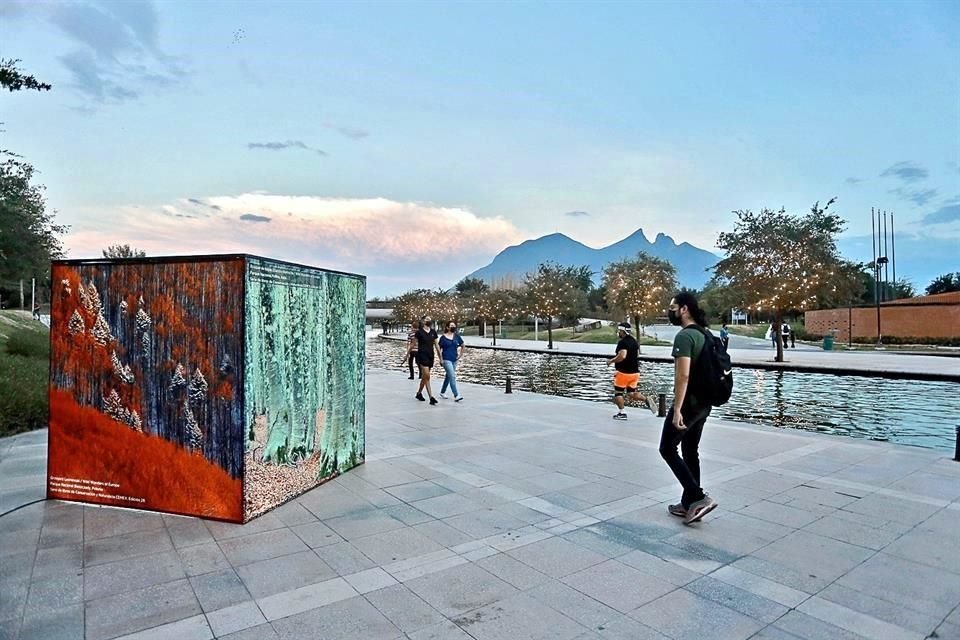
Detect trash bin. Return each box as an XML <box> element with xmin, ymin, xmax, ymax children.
<box><xmin>823</xmin><ymin>335</ymin><xmax>834</xmax><ymax>351</ymax></box>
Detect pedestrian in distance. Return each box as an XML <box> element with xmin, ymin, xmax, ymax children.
<box><xmin>659</xmin><ymin>290</ymin><xmax>718</xmax><ymax>525</ymax></box>
<box><xmin>719</xmin><ymin>322</ymin><xmax>730</xmax><ymax>351</ymax></box>
<box><xmin>607</xmin><ymin>322</ymin><xmax>657</xmax><ymax>420</ymax></box>
<box><xmin>33</xmin><ymin>302</ymin><xmax>42</xmax><ymax>322</ymax></box>
<box><xmin>781</xmin><ymin>322</ymin><xmax>791</xmax><ymax>349</ymax></box>
<box><xmin>400</xmin><ymin>319</ymin><xmax>420</xmax><ymax>379</ymax></box>
<box><xmin>766</xmin><ymin>323</ymin><xmax>776</xmax><ymax>349</ymax></box>
<box><xmin>414</xmin><ymin>316</ymin><xmax>442</xmax><ymax>405</ymax></box>
<box><xmin>439</xmin><ymin>321</ymin><xmax>465</xmax><ymax>401</ymax></box>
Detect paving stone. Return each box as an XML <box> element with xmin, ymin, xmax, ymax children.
<box><xmin>218</xmin><ymin>623</ymin><xmax>279</xmax><ymax>640</ymax></box>
<box><xmin>404</xmin><ymin>562</ymin><xmax>518</xmax><ymax>618</ymax></box>
<box><xmin>324</xmin><ymin>510</ymin><xmax>407</xmax><ymax>540</ymax></box>
<box><xmin>364</xmin><ymin>583</ymin><xmax>446</xmax><ymax>633</ymax></box>
<box><xmin>83</xmin><ymin>508</ymin><xmax>165</xmax><ymax>541</ymax></box>
<box><xmin>32</xmin><ymin>543</ymin><xmax>83</xmax><ymax>580</ymax></box>
<box><xmin>236</xmin><ymin>549</ymin><xmax>336</xmax><ymax>598</ymax></box>
<box><xmin>450</xmin><ymin>592</ymin><xmax>587</xmax><ymax>640</ymax></box>
<box><xmin>18</xmin><ymin>603</ymin><xmax>84</xmax><ymax>640</ymax></box>
<box><xmin>205</xmin><ymin>600</ymin><xmax>266</xmax><ymax>638</ymax></box>
<box><xmin>343</xmin><ymin>567</ymin><xmax>397</xmax><ymax>594</ymax></box>
<box><xmin>749</xmin><ymin>530</ymin><xmax>875</xmax><ymax>588</ymax></box>
<box><xmin>205</xmin><ymin>514</ymin><xmax>286</xmax><ymax>541</ymax></box>
<box><xmin>616</xmin><ymin>549</ymin><xmax>701</xmax><ymax>587</ymax></box>
<box><xmin>835</xmin><ymin>552</ymin><xmax>960</xmax><ymax>619</ymax></box>
<box><xmin>84</xmin><ymin>578</ymin><xmax>201</xmax><ymax>640</ymax></box>
<box><xmin>737</xmin><ymin>500</ymin><xmax>824</xmax><ymax>528</ymax></box>
<box><xmin>353</xmin><ymin>461</ymin><xmax>425</xmax><ymax>488</ymax></box>
<box><xmin>475</xmin><ymin>553</ymin><xmax>553</xmax><ymax>590</ymax></box>
<box><xmin>351</xmin><ymin>526</ymin><xmax>445</xmax><ymax>565</ymax></box>
<box><xmin>772</xmin><ymin>610</ymin><xmax>873</xmax><ymax>640</ymax></box>
<box><xmin>630</xmin><ymin>588</ymin><xmax>763</xmax><ymax>640</ymax></box>
<box><xmin>270</xmin><ymin>593</ymin><xmax>401</xmax><ymax>639</ymax></box>
<box><xmin>384</xmin><ymin>481</ymin><xmax>452</xmax><ymax>502</ymax></box>
<box><xmin>85</xmin><ymin>550</ymin><xmax>186</xmax><ymax>600</ymax></box>
<box><xmin>838</xmin><ymin>493</ymin><xmax>942</xmax><ymax>526</ymax></box>
<box><xmin>561</xmin><ymin>559</ymin><xmax>677</xmax><ymax>613</ymax></box>
<box><xmin>801</xmin><ymin>514</ymin><xmax>902</xmax><ymax>550</ymax></box>
<box><xmin>443</xmin><ymin>508</ymin><xmax>528</xmax><ymax>539</ymax></box>
<box><xmin>587</xmin><ymin>614</ymin><xmax>670</xmax><ymax>640</ymax></box>
<box><xmin>314</xmin><ymin>541</ymin><xmax>378</xmax><ymax>575</ymax></box>
<box><xmin>382</xmin><ymin>503</ymin><xmax>435</xmax><ymax>526</ymax></box>
<box><xmin>405</xmin><ymin>620</ymin><xmax>474</xmax><ymax>640</ymax></box>
<box><xmin>177</xmin><ymin>542</ymin><xmax>231</xmax><ymax>577</ymax></box>
<box><xmin>83</xmin><ymin>528</ymin><xmax>175</xmax><ymax>566</ymax></box>
<box><xmin>816</xmin><ymin>583</ymin><xmax>942</xmax><ymax>636</ymax></box>
<box><xmin>505</xmin><ymin>537</ymin><xmax>606</xmax><ymax>578</ymax></box>
<box><xmin>290</xmin><ymin>520</ymin><xmax>343</xmax><ymax>548</ymax></box>
<box><xmin>111</xmin><ymin>613</ymin><xmax>212</xmax><ymax>640</ymax></box>
<box><xmin>883</xmin><ymin>526</ymin><xmax>960</xmax><ymax>575</ymax></box>
<box><xmin>189</xmin><ymin>569</ymin><xmax>252</xmax><ymax>612</ymax></box>
<box><xmin>797</xmin><ymin>596</ymin><xmax>922</xmax><ymax>640</ymax></box>
<box><xmin>166</xmin><ymin>518</ymin><xmax>216</xmax><ymax>549</ymax></box>
<box><xmin>561</xmin><ymin>527</ymin><xmax>637</xmax><ymax>558</ymax></box>
<box><xmin>685</xmin><ymin>576</ymin><xmax>789</xmax><ymax>623</ymax></box>
<box><xmin>411</xmin><ymin>494</ymin><xmax>482</xmax><ymax>519</ymax></box>
<box><xmin>413</xmin><ymin>520</ymin><xmax>476</xmax><ymax>547</ymax></box>
<box><xmin>269</xmin><ymin>501</ymin><xmax>318</xmax><ymax>526</ymax></box>
<box><xmin>219</xmin><ymin>528</ymin><xmax>310</xmax><ymax>566</ymax></box>
<box><xmin>0</xmin><ymin>579</ymin><xmax>27</xmax><ymax>623</ymax></box>
<box><xmin>526</xmin><ymin>580</ymin><xmax>621</xmax><ymax>629</ymax></box>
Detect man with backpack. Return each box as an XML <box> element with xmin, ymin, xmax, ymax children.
<box><xmin>659</xmin><ymin>290</ymin><xmax>731</xmax><ymax>525</ymax></box>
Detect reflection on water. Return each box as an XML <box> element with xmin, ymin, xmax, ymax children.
<box><xmin>367</xmin><ymin>338</ymin><xmax>960</xmax><ymax>453</ymax></box>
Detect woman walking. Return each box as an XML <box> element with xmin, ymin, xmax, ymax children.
<box><xmin>439</xmin><ymin>321</ymin><xmax>465</xmax><ymax>401</ymax></box>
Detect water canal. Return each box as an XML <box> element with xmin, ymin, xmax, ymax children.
<box><xmin>366</xmin><ymin>338</ymin><xmax>960</xmax><ymax>453</ymax></box>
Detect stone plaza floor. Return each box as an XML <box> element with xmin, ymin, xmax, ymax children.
<box><xmin>2</xmin><ymin>368</ymin><xmax>960</xmax><ymax>639</ymax></box>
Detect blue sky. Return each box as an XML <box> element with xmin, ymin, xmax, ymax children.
<box><xmin>2</xmin><ymin>0</ymin><xmax>958</xmax><ymax>297</ymax></box>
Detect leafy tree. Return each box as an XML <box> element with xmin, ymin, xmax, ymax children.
<box><xmin>454</xmin><ymin>277</ymin><xmax>489</xmax><ymax>296</ymax></box>
<box><xmin>713</xmin><ymin>199</ymin><xmax>855</xmax><ymax>361</ymax></box>
<box><xmin>390</xmin><ymin>288</ymin><xmax>462</xmax><ymax>328</ymax></box>
<box><xmin>0</xmin><ymin>59</ymin><xmax>52</xmax><ymax>93</ymax></box>
<box><xmin>472</xmin><ymin>289</ymin><xmax>515</xmax><ymax>345</ymax></box>
<box><xmin>102</xmin><ymin>244</ymin><xmax>147</xmax><ymax>259</ymax></box>
<box><xmin>0</xmin><ymin>157</ymin><xmax>67</xmax><ymax>300</ymax></box>
<box><xmin>925</xmin><ymin>272</ymin><xmax>960</xmax><ymax>296</ymax></box>
<box><xmin>569</xmin><ymin>265</ymin><xmax>595</xmax><ymax>293</ymax></box>
<box><xmin>603</xmin><ymin>252</ymin><xmax>678</xmax><ymax>332</ymax></box>
<box><xmin>523</xmin><ymin>262</ymin><xmax>588</xmax><ymax>349</ymax></box>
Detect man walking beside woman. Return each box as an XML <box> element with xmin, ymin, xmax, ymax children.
<box><xmin>439</xmin><ymin>321</ymin><xmax>465</xmax><ymax>401</ymax></box>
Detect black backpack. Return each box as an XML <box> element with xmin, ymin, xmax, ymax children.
<box><xmin>688</xmin><ymin>325</ymin><xmax>734</xmax><ymax>407</ymax></box>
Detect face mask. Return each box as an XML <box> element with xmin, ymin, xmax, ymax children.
<box><xmin>668</xmin><ymin>309</ymin><xmax>681</xmax><ymax>326</ymax></box>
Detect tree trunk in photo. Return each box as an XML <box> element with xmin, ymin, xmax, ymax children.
<box><xmin>547</xmin><ymin>316</ymin><xmax>553</xmax><ymax>350</ymax></box>
<box><xmin>492</xmin><ymin>318</ymin><xmax>497</xmax><ymax>346</ymax></box>
<box><xmin>479</xmin><ymin>316</ymin><xmax>485</xmax><ymax>338</ymax></box>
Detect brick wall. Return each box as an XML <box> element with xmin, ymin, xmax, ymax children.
<box><xmin>805</xmin><ymin>296</ymin><xmax>960</xmax><ymax>339</ymax></box>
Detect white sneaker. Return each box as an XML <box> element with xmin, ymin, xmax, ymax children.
<box><xmin>440</xmin><ymin>393</ymin><xmax>448</xmax><ymax>399</ymax></box>
<box><xmin>612</xmin><ymin>412</ymin><xmax>628</xmax><ymax>420</ymax></box>
<box><xmin>455</xmin><ymin>396</ymin><xmax>464</xmax><ymax>402</ymax></box>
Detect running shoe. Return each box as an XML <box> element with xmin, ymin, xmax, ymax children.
<box><xmin>612</xmin><ymin>412</ymin><xmax>628</xmax><ymax>420</ymax></box>
<box><xmin>668</xmin><ymin>503</ymin><xmax>687</xmax><ymax>517</ymax></box>
<box><xmin>416</xmin><ymin>393</ymin><xmax>425</xmax><ymax>402</ymax></box>
<box><xmin>429</xmin><ymin>397</ymin><xmax>438</xmax><ymax>406</ymax></box>
<box><xmin>684</xmin><ymin>495</ymin><xmax>718</xmax><ymax>525</ymax></box>
<box><xmin>455</xmin><ymin>396</ymin><xmax>464</xmax><ymax>402</ymax></box>
<box><xmin>440</xmin><ymin>393</ymin><xmax>448</xmax><ymax>399</ymax></box>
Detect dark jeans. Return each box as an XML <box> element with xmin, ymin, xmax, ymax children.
<box><xmin>407</xmin><ymin>352</ymin><xmax>417</xmax><ymax>377</ymax></box>
<box><xmin>659</xmin><ymin>404</ymin><xmax>711</xmax><ymax>508</ymax></box>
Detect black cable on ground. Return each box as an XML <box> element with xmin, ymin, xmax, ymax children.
<box><xmin>0</xmin><ymin>498</ymin><xmax>46</xmax><ymax>519</ymax></box>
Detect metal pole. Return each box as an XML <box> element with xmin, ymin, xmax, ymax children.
<box><xmin>505</xmin><ymin>376</ymin><xmax>512</xmax><ymax>394</ymax></box>
<box><xmin>955</xmin><ymin>426</ymin><xmax>959</xmax><ymax>462</ymax></box>
<box><xmin>873</xmin><ymin>209</ymin><xmax>881</xmax><ymax>345</ymax></box>
<box><xmin>31</xmin><ymin>278</ymin><xmax>36</xmax><ymax>320</ymax></box>
<box><xmin>883</xmin><ymin>211</ymin><xmax>890</xmax><ymax>299</ymax></box>
<box><xmin>891</xmin><ymin>212</ymin><xmax>896</xmax><ymax>295</ymax></box>
<box><xmin>848</xmin><ymin>303</ymin><xmax>852</xmax><ymax>347</ymax></box>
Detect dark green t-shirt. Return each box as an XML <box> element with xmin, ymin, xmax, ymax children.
<box><xmin>672</xmin><ymin>326</ymin><xmax>705</xmax><ymax>407</ymax></box>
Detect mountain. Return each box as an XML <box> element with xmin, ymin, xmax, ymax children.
<box><xmin>464</xmin><ymin>228</ymin><xmax>718</xmax><ymax>289</ymax></box>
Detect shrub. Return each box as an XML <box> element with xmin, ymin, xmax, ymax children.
<box><xmin>4</xmin><ymin>327</ymin><xmax>50</xmax><ymax>358</ymax></box>
<box><xmin>0</xmin><ymin>353</ymin><xmax>49</xmax><ymax>437</ymax></box>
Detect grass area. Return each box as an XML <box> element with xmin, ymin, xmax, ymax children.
<box><xmin>724</xmin><ymin>323</ymin><xmax>770</xmax><ymax>339</ymax></box>
<box><xmin>461</xmin><ymin>323</ymin><xmax>668</xmax><ymax>346</ymax></box>
<box><xmin>0</xmin><ymin>311</ymin><xmax>49</xmax><ymax>438</ymax></box>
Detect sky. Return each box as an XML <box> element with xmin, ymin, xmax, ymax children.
<box><xmin>2</xmin><ymin>0</ymin><xmax>958</xmax><ymax>298</ymax></box>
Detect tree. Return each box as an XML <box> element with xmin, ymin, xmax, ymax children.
<box><xmin>603</xmin><ymin>252</ymin><xmax>678</xmax><ymax>332</ymax></box>
<box><xmin>472</xmin><ymin>289</ymin><xmax>515</xmax><ymax>345</ymax></box>
<box><xmin>523</xmin><ymin>262</ymin><xmax>588</xmax><ymax>349</ymax></box>
<box><xmin>103</xmin><ymin>244</ymin><xmax>147</xmax><ymax>259</ymax></box>
<box><xmin>925</xmin><ymin>272</ymin><xmax>960</xmax><ymax>296</ymax></box>
<box><xmin>390</xmin><ymin>288</ymin><xmax>462</xmax><ymax>328</ymax></box>
<box><xmin>454</xmin><ymin>277</ymin><xmax>489</xmax><ymax>296</ymax></box>
<box><xmin>713</xmin><ymin>199</ymin><xmax>854</xmax><ymax>362</ymax></box>
<box><xmin>0</xmin><ymin>157</ymin><xmax>67</xmax><ymax>300</ymax></box>
<box><xmin>0</xmin><ymin>59</ymin><xmax>52</xmax><ymax>93</ymax></box>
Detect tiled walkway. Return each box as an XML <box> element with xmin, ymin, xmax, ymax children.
<box><xmin>2</xmin><ymin>369</ymin><xmax>960</xmax><ymax>639</ymax></box>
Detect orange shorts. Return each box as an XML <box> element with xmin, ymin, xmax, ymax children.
<box><xmin>613</xmin><ymin>372</ymin><xmax>639</xmax><ymax>392</ymax></box>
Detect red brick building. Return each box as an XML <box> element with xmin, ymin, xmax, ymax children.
<box><xmin>804</xmin><ymin>292</ymin><xmax>960</xmax><ymax>340</ymax></box>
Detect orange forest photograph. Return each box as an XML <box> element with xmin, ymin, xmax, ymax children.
<box><xmin>47</xmin><ymin>258</ymin><xmax>246</xmax><ymax>522</ymax></box>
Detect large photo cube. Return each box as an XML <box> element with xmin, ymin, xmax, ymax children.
<box><xmin>47</xmin><ymin>254</ymin><xmax>365</xmax><ymax>522</ymax></box>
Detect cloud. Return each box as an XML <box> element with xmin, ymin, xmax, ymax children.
<box><xmin>921</xmin><ymin>198</ymin><xmax>960</xmax><ymax>225</ymax></box>
<box><xmin>63</xmin><ymin>194</ymin><xmax>523</xmax><ymax>282</ymax></box>
<box><xmin>239</xmin><ymin>213</ymin><xmax>271</xmax><ymax>223</ymax></box>
<box><xmin>1</xmin><ymin>0</ymin><xmax>185</xmax><ymax>105</ymax></box>
<box><xmin>564</xmin><ymin>211</ymin><xmax>590</xmax><ymax>218</ymax></box>
<box><xmin>322</xmin><ymin>123</ymin><xmax>369</xmax><ymax>140</ymax></box>
<box><xmin>845</xmin><ymin>177</ymin><xmax>863</xmax><ymax>185</ymax></box>
<box><xmin>247</xmin><ymin>140</ymin><xmax>327</xmax><ymax>156</ymax></box>
<box><xmin>889</xmin><ymin>187</ymin><xmax>938</xmax><ymax>207</ymax></box>
<box><xmin>880</xmin><ymin>161</ymin><xmax>928</xmax><ymax>183</ymax></box>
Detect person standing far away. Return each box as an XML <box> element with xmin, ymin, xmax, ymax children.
<box><xmin>33</xmin><ymin>301</ymin><xmax>42</xmax><ymax>322</ymax></box>
<box><xmin>659</xmin><ymin>291</ymin><xmax>718</xmax><ymax>525</ymax></box>
<box><xmin>401</xmin><ymin>319</ymin><xmax>420</xmax><ymax>379</ymax></box>
<box><xmin>438</xmin><ymin>321</ymin><xmax>465</xmax><ymax>401</ymax></box>
<box><xmin>719</xmin><ymin>323</ymin><xmax>730</xmax><ymax>351</ymax></box>
<box><xmin>766</xmin><ymin>323</ymin><xmax>776</xmax><ymax>349</ymax></box>
<box><xmin>781</xmin><ymin>322</ymin><xmax>791</xmax><ymax>350</ymax></box>
<box><xmin>414</xmin><ymin>317</ymin><xmax>441</xmax><ymax>405</ymax></box>
<box><xmin>607</xmin><ymin>322</ymin><xmax>656</xmax><ymax>420</ymax></box>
